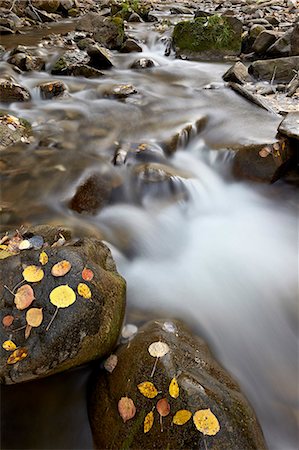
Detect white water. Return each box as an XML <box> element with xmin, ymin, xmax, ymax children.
<box><xmin>99</xmin><ymin>144</ymin><xmax>298</xmax><ymax>450</ymax></box>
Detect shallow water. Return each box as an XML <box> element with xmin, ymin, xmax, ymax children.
<box><xmin>1</xmin><ymin>18</ymin><xmax>298</xmax><ymax>450</ymax></box>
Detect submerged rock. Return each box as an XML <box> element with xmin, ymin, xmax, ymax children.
<box><xmin>0</xmin><ymin>79</ymin><xmax>31</xmax><ymax>102</ymax></box>
<box><xmin>0</xmin><ymin>226</ymin><xmax>126</xmax><ymax>384</ymax></box>
<box><xmin>173</xmin><ymin>15</ymin><xmax>242</xmax><ymax>60</ymax></box>
<box><xmin>89</xmin><ymin>319</ymin><xmax>266</xmax><ymax>450</ymax></box>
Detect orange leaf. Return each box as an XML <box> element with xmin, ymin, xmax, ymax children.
<box><xmin>26</xmin><ymin>308</ymin><xmax>43</xmax><ymax>327</ymax></box>
<box><xmin>118</xmin><ymin>397</ymin><xmax>136</xmax><ymax>423</ymax></box>
<box><xmin>7</xmin><ymin>348</ymin><xmax>28</xmax><ymax>364</ymax></box>
<box><xmin>82</xmin><ymin>268</ymin><xmax>94</xmax><ymax>281</ymax></box>
<box><xmin>2</xmin><ymin>315</ymin><xmax>14</xmax><ymax>327</ymax></box>
<box><xmin>14</xmin><ymin>284</ymin><xmax>35</xmax><ymax>310</ymax></box>
<box><xmin>157</xmin><ymin>398</ymin><xmax>170</xmax><ymax>417</ymax></box>
<box><xmin>51</xmin><ymin>260</ymin><xmax>71</xmax><ymax>277</ymax></box>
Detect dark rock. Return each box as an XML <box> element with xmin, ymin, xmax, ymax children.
<box><xmin>171</xmin><ymin>6</ymin><xmax>192</xmax><ymax>15</ymax></box>
<box><xmin>104</xmin><ymin>84</ymin><xmax>137</xmax><ymax>99</ymax></box>
<box><xmin>249</xmin><ymin>56</ymin><xmax>299</xmax><ymax>83</ymax></box>
<box><xmin>267</xmin><ymin>29</ymin><xmax>292</xmax><ymax>57</ymax></box>
<box><xmin>60</xmin><ymin>0</ymin><xmax>75</xmax><ymax>12</ymax></box>
<box><xmin>232</xmin><ymin>138</ymin><xmax>294</xmax><ymax>183</ymax></box>
<box><xmin>72</xmin><ymin>65</ymin><xmax>104</xmax><ymax>78</ymax></box>
<box><xmin>77</xmin><ymin>37</ymin><xmax>96</xmax><ymax>51</ymax></box>
<box><xmin>130</xmin><ymin>58</ymin><xmax>155</xmax><ymax>69</ymax></box>
<box><xmin>278</xmin><ymin>112</ymin><xmax>299</xmax><ymax>140</ymax></box>
<box><xmin>0</xmin><ymin>8</ymin><xmax>21</xmax><ymax>31</ymax></box>
<box><xmin>34</xmin><ymin>0</ymin><xmax>60</xmax><ymax>13</ymax></box>
<box><xmin>128</xmin><ymin>12</ymin><xmax>143</xmax><ymax>22</ymax></box>
<box><xmin>39</xmin><ymin>81</ymin><xmax>68</xmax><ymax>100</ymax></box>
<box><xmin>252</xmin><ymin>30</ymin><xmax>277</xmax><ymax>54</ymax></box>
<box><xmin>0</xmin><ymin>226</ymin><xmax>126</xmax><ymax>384</ymax></box>
<box><xmin>0</xmin><ymin>25</ymin><xmax>13</xmax><ymax>34</ymax></box>
<box><xmin>194</xmin><ymin>9</ymin><xmax>213</xmax><ymax>18</ymax></box>
<box><xmin>89</xmin><ymin>319</ymin><xmax>267</xmax><ymax>450</ymax></box>
<box><xmin>76</xmin><ymin>13</ymin><xmax>125</xmax><ymax>50</ymax></box>
<box><xmin>222</xmin><ymin>61</ymin><xmax>251</xmax><ymax>84</ymax></box>
<box><xmin>0</xmin><ymin>79</ymin><xmax>31</xmax><ymax>102</ymax></box>
<box><xmin>87</xmin><ymin>44</ymin><xmax>113</xmax><ymax>70</ymax></box>
<box><xmin>25</xmin><ymin>5</ymin><xmax>57</xmax><ymax>22</ymax></box>
<box><xmin>0</xmin><ymin>113</ymin><xmax>32</xmax><ymax>150</ymax></box>
<box><xmin>120</xmin><ymin>38</ymin><xmax>142</xmax><ymax>53</ymax></box>
<box><xmin>290</xmin><ymin>23</ymin><xmax>299</xmax><ymax>56</ymax></box>
<box><xmin>8</xmin><ymin>52</ymin><xmax>45</xmax><ymax>72</ymax></box>
<box><xmin>249</xmin><ymin>24</ymin><xmax>266</xmax><ymax>40</ymax></box>
<box><xmin>51</xmin><ymin>51</ymin><xmax>104</xmax><ymax>78</ymax></box>
<box><xmin>173</xmin><ymin>15</ymin><xmax>243</xmax><ymax>60</ymax></box>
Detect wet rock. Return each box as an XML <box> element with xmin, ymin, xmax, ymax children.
<box><xmin>111</xmin><ymin>0</ymin><xmax>150</xmax><ymax>21</ymax></box>
<box><xmin>222</xmin><ymin>61</ymin><xmax>251</xmax><ymax>84</ymax></box>
<box><xmin>194</xmin><ymin>10</ymin><xmax>213</xmax><ymax>19</ymax></box>
<box><xmin>249</xmin><ymin>24</ymin><xmax>266</xmax><ymax>40</ymax></box>
<box><xmin>278</xmin><ymin>112</ymin><xmax>299</xmax><ymax>140</ymax></box>
<box><xmin>87</xmin><ymin>44</ymin><xmax>113</xmax><ymax>70</ymax></box>
<box><xmin>77</xmin><ymin>37</ymin><xmax>96</xmax><ymax>50</ymax></box>
<box><xmin>60</xmin><ymin>0</ymin><xmax>75</xmax><ymax>12</ymax></box>
<box><xmin>72</xmin><ymin>65</ymin><xmax>104</xmax><ymax>78</ymax></box>
<box><xmin>0</xmin><ymin>25</ymin><xmax>13</xmax><ymax>34</ymax></box>
<box><xmin>7</xmin><ymin>51</ymin><xmax>45</xmax><ymax>72</ymax></box>
<box><xmin>76</xmin><ymin>13</ymin><xmax>125</xmax><ymax>50</ymax></box>
<box><xmin>51</xmin><ymin>51</ymin><xmax>87</xmax><ymax>76</ymax></box>
<box><xmin>25</xmin><ymin>5</ymin><xmax>57</xmax><ymax>23</ymax></box>
<box><xmin>128</xmin><ymin>12</ymin><xmax>143</xmax><ymax>23</ymax></box>
<box><xmin>69</xmin><ymin>171</ymin><xmax>122</xmax><ymax>214</ymax></box>
<box><xmin>173</xmin><ymin>15</ymin><xmax>242</xmax><ymax>60</ymax></box>
<box><xmin>0</xmin><ymin>114</ymin><xmax>32</xmax><ymax>150</ymax></box>
<box><xmin>266</xmin><ymin>29</ymin><xmax>292</xmax><ymax>57</ymax></box>
<box><xmin>89</xmin><ymin>319</ymin><xmax>267</xmax><ymax>450</ymax></box>
<box><xmin>39</xmin><ymin>80</ymin><xmax>68</xmax><ymax>100</ymax></box>
<box><xmin>120</xmin><ymin>38</ymin><xmax>142</xmax><ymax>53</ymax></box>
<box><xmin>252</xmin><ymin>30</ymin><xmax>277</xmax><ymax>54</ymax></box>
<box><xmin>249</xmin><ymin>56</ymin><xmax>299</xmax><ymax>83</ymax></box>
<box><xmin>130</xmin><ymin>58</ymin><xmax>155</xmax><ymax>69</ymax></box>
<box><xmin>0</xmin><ymin>8</ymin><xmax>21</xmax><ymax>32</ymax></box>
<box><xmin>232</xmin><ymin>138</ymin><xmax>293</xmax><ymax>183</ymax></box>
<box><xmin>0</xmin><ymin>226</ymin><xmax>126</xmax><ymax>384</ymax></box>
<box><xmin>0</xmin><ymin>79</ymin><xmax>31</xmax><ymax>102</ymax></box>
<box><xmin>290</xmin><ymin>23</ymin><xmax>299</xmax><ymax>56</ymax></box>
<box><xmin>104</xmin><ymin>84</ymin><xmax>137</xmax><ymax>99</ymax></box>
<box><xmin>34</xmin><ymin>0</ymin><xmax>60</xmax><ymax>13</ymax></box>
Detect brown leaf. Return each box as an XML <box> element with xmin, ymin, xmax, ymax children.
<box><xmin>118</xmin><ymin>397</ymin><xmax>136</xmax><ymax>423</ymax></box>
<box><xmin>14</xmin><ymin>284</ymin><xmax>35</xmax><ymax>310</ymax></box>
<box><xmin>25</xmin><ymin>324</ymin><xmax>32</xmax><ymax>340</ymax></box>
<box><xmin>157</xmin><ymin>398</ymin><xmax>170</xmax><ymax>417</ymax></box>
<box><xmin>26</xmin><ymin>308</ymin><xmax>43</xmax><ymax>327</ymax></box>
<box><xmin>51</xmin><ymin>260</ymin><xmax>71</xmax><ymax>277</ymax></box>
<box><xmin>104</xmin><ymin>354</ymin><xmax>118</xmax><ymax>373</ymax></box>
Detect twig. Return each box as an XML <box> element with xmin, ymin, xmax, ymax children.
<box><xmin>270</xmin><ymin>65</ymin><xmax>277</xmax><ymax>86</ymax></box>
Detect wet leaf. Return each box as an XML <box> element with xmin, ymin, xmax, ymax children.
<box><xmin>137</xmin><ymin>381</ymin><xmax>158</xmax><ymax>398</ymax></box>
<box><xmin>49</xmin><ymin>285</ymin><xmax>76</xmax><ymax>308</ymax></box>
<box><xmin>19</xmin><ymin>240</ymin><xmax>32</xmax><ymax>250</ymax></box>
<box><xmin>118</xmin><ymin>397</ymin><xmax>136</xmax><ymax>423</ymax></box>
<box><xmin>26</xmin><ymin>308</ymin><xmax>43</xmax><ymax>327</ymax></box>
<box><xmin>0</xmin><ymin>248</ymin><xmax>13</xmax><ymax>259</ymax></box>
<box><xmin>144</xmin><ymin>411</ymin><xmax>154</xmax><ymax>433</ymax></box>
<box><xmin>7</xmin><ymin>347</ymin><xmax>28</xmax><ymax>364</ymax></box>
<box><xmin>148</xmin><ymin>341</ymin><xmax>169</xmax><ymax>358</ymax></box>
<box><xmin>2</xmin><ymin>315</ymin><xmax>14</xmax><ymax>327</ymax></box>
<box><xmin>157</xmin><ymin>398</ymin><xmax>170</xmax><ymax>417</ymax></box>
<box><xmin>2</xmin><ymin>340</ymin><xmax>17</xmax><ymax>351</ymax></box>
<box><xmin>104</xmin><ymin>354</ymin><xmax>118</xmax><ymax>373</ymax></box>
<box><xmin>173</xmin><ymin>410</ymin><xmax>192</xmax><ymax>425</ymax></box>
<box><xmin>82</xmin><ymin>268</ymin><xmax>94</xmax><ymax>281</ymax></box>
<box><xmin>23</xmin><ymin>265</ymin><xmax>44</xmax><ymax>283</ymax></box>
<box><xmin>51</xmin><ymin>260</ymin><xmax>71</xmax><ymax>277</ymax></box>
<box><xmin>15</xmin><ymin>284</ymin><xmax>35</xmax><ymax>310</ymax></box>
<box><xmin>39</xmin><ymin>251</ymin><xmax>48</xmax><ymax>265</ymax></box>
<box><xmin>193</xmin><ymin>409</ymin><xmax>220</xmax><ymax>436</ymax></box>
<box><xmin>25</xmin><ymin>324</ymin><xmax>32</xmax><ymax>340</ymax></box>
<box><xmin>77</xmin><ymin>283</ymin><xmax>92</xmax><ymax>299</ymax></box>
<box><xmin>169</xmin><ymin>377</ymin><xmax>179</xmax><ymax>399</ymax></box>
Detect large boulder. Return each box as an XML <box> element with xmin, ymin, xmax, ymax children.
<box><xmin>0</xmin><ymin>226</ymin><xmax>126</xmax><ymax>384</ymax></box>
<box><xmin>249</xmin><ymin>56</ymin><xmax>299</xmax><ymax>83</ymax></box>
<box><xmin>172</xmin><ymin>15</ymin><xmax>242</xmax><ymax>60</ymax></box>
<box><xmin>89</xmin><ymin>319</ymin><xmax>266</xmax><ymax>450</ymax></box>
<box><xmin>76</xmin><ymin>13</ymin><xmax>125</xmax><ymax>50</ymax></box>
<box><xmin>0</xmin><ymin>79</ymin><xmax>31</xmax><ymax>102</ymax></box>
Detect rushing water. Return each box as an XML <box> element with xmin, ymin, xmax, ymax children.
<box><xmin>1</xmin><ymin>18</ymin><xmax>298</xmax><ymax>450</ymax></box>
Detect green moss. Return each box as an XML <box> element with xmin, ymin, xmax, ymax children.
<box><xmin>52</xmin><ymin>56</ymin><xmax>67</xmax><ymax>72</ymax></box>
<box><xmin>19</xmin><ymin>117</ymin><xmax>32</xmax><ymax>134</ymax></box>
<box><xmin>111</xmin><ymin>0</ymin><xmax>150</xmax><ymax>20</ymax></box>
<box><xmin>173</xmin><ymin>15</ymin><xmax>242</xmax><ymax>56</ymax></box>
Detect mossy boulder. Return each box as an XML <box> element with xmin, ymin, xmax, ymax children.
<box><xmin>0</xmin><ymin>226</ymin><xmax>126</xmax><ymax>384</ymax></box>
<box><xmin>89</xmin><ymin>319</ymin><xmax>266</xmax><ymax>450</ymax></box>
<box><xmin>76</xmin><ymin>13</ymin><xmax>125</xmax><ymax>50</ymax></box>
<box><xmin>173</xmin><ymin>15</ymin><xmax>242</xmax><ymax>60</ymax></box>
<box><xmin>111</xmin><ymin>0</ymin><xmax>151</xmax><ymax>21</ymax></box>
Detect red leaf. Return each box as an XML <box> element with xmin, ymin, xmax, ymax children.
<box><xmin>82</xmin><ymin>268</ymin><xmax>94</xmax><ymax>281</ymax></box>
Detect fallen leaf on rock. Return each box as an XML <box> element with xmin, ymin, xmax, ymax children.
<box><xmin>19</xmin><ymin>240</ymin><xmax>32</xmax><ymax>250</ymax></box>
<box><xmin>15</xmin><ymin>284</ymin><xmax>35</xmax><ymax>310</ymax></box>
<box><xmin>51</xmin><ymin>260</ymin><xmax>71</xmax><ymax>277</ymax></box>
<box><xmin>193</xmin><ymin>409</ymin><xmax>220</xmax><ymax>436</ymax></box>
<box><xmin>39</xmin><ymin>251</ymin><xmax>48</xmax><ymax>265</ymax></box>
<box><xmin>23</xmin><ymin>265</ymin><xmax>44</xmax><ymax>282</ymax></box>
<box><xmin>7</xmin><ymin>347</ymin><xmax>28</xmax><ymax>364</ymax></box>
<box><xmin>169</xmin><ymin>377</ymin><xmax>179</xmax><ymax>399</ymax></box>
<box><xmin>104</xmin><ymin>354</ymin><xmax>118</xmax><ymax>373</ymax></box>
<box><xmin>173</xmin><ymin>409</ymin><xmax>192</xmax><ymax>425</ymax></box>
<box><xmin>0</xmin><ymin>247</ymin><xmax>13</xmax><ymax>259</ymax></box>
<box><xmin>144</xmin><ymin>411</ymin><xmax>154</xmax><ymax>433</ymax></box>
<box><xmin>2</xmin><ymin>315</ymin><xmax>14</xmax><ymax>327</ymax></box>
<box><xmin>46</xmin><ymin>285</ymin><xmax>76</xmax><ymax>331</ymax></box>
<box><xmin>138</xmin><ymin>381</ymin><xmax>158</xmax><ymax>398</ymax></box>
<box><xmin>2</xmin><ymin>340</ymin><xmax>17</xmax><ymax>351</ymax></box>
<box><xmin>26</xmin><ymin>308</ymin><xmax>43</xmax><ymax>327</ymax></box>
<box><xmin>148</xmin><ymin>341</ymin><xmax>169</xmax><ymax>358</ymax></box>
<box><xmin>157</xmin><ymin>398</ymin><xmax>170</xmax><ymax>417</ymax></box>
<box><xmin>77</xmin><ymin>283</ymin><xmax>92</xmax><ymax>299</ymax></box>
<box><xmin>7</xmin><ymin>235</ymin><xmax>22</xmax><ymax>253</ymax></box>
<box><xmin>82</xmin><ymin>268</ymin><xmax>94</xmax><ymax>281</ymax></box>
<box><xmin>25</xmin><ymin>324</ymin><xmax>31</xmax><ymax>340</ymax></box>
<box><xmin>118</xmin><ymin>397</ymin><xmax>136</xmax><ymax>422</ymax></box>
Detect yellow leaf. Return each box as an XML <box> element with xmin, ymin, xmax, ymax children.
<box><xmin>23</xmin><ymin>265</ymin><xmax>44</xmax><ymax>282</ymax></box>
<box><xmin>0</xmin><ymin>248</ymin><xmax>13</xmax><ymax>259</ymax></box>
<box><xmin>26</xmin><ymin>308</ymin><xmax>43</xmax><ymax>327</ymax></box>
<box><xmin>77</xmin><ymin>283</ymin><xmax>92</xmax><ymax>299</ymax></box>
<box><xmin>169</xmin><ymin>377</ymin><xmax>179</xmax><ymax>398</ymax></box>
<box><xmin>39</xmin><ymin>251</ymin><xmax>48</xmax><ymax>265</ymax></box>
<box><xmin>193</xmin><ymin>409</ymin><xmax>220</xmax><ymax>436</ymax></box>
<box><xmin>51</xmin><ymin>260</ymin><xmax>71</xmax><ymax>277</ymax></box>
<box><xmin>144</xmin><ymin>411</ymin><xmax>154</xmax><ymax>433</ymax></box>
<box><xmin>7</xmin><ymin>347</ymin><xmax>28</xmax><ymax>364</ymax></box>
<box><xmin>137</xmin><ymin>381</ymin><xmax>158</xmax><ymax>398</ymax></box>
<box><xmin>173</xmin><ymin>409</ymin><xmax>192</xmax><ymax>425</ymax></box>
<box><xmin>2</xmin><ymin>340</ymin><xmax>17</xmax><ymax>351</ymax></box>
<box><xmin>49</xmin><ymin>285</ymin><xmax>76</xmax><ymax>308</ymax></box>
